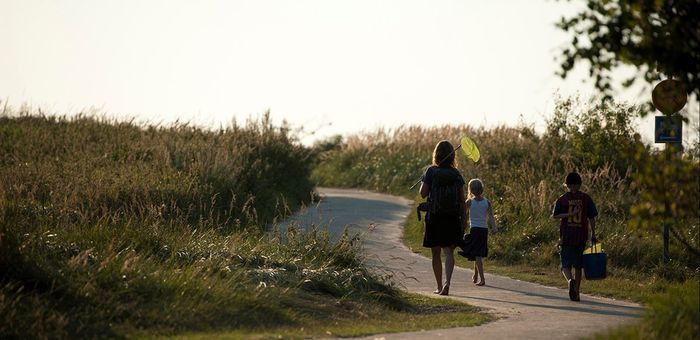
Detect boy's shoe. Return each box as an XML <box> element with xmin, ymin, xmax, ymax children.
<box><xmin>568</xmin><ymin>279</ymin><xmax>577</xmax><ymax>301</ymax></box>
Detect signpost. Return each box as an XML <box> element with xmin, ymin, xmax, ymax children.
<box><xmin>654</xmin><ymin>115</ymin><xmax>683</xmax><ymax>144</ymax></box>
<box><xmin>652</xmin><ymin>79</ymin><xmax>688</xmax><ymax>115</ymax></box>
<box><xmin>652</xmin><ymin>79</ymin><xmax>687</xmax><ymax>264</ymax></box>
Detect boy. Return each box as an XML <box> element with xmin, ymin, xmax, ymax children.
<box><xmin>551</xmin><ymin>172</ymin><xmax>598</xmax><ymax>301</ymax></box>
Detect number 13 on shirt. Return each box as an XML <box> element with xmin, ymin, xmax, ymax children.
<box><xmin>568</xmin><ymin>201</ymin><xmax>582</xmax><ymax>224</ymax></box>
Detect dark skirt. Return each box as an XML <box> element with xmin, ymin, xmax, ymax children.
<box><xmin>459</xmin><ymin>227</ymin><xmax>488</xmax><ymax>260</ymax></box>
<box><xmin>423</xmin><ymin>213</ymin><xmax>462</xmax><ymax>248</ymax></box>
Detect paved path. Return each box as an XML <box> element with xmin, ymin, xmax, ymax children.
<box><xmin>282</xmin><ymin>188</ymin><xmax>642</xmax><ymax>339</ymax></box>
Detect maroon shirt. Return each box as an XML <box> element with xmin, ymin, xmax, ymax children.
<box><xmin>553</xmin><ymin>191</ymin><xmax>598</xmax><ymax>246</ymax></box>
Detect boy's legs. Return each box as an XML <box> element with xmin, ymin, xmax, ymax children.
<box><xmin>560</xmin><ymin>245</ymin><xmax>581</xmax><ymax>301</ymax></box>
<box><xmin>561</xmin><ymin>266</ymin><xmax>577</xmax><ymax>301</ymax></box>
<box><xmin>574</xmin><ymin>267</ymin><xmax>582</xmax><ymax>296</ymax></box>
<box><xmin>560</xmin><ymin>245</ymin><xmax>574</xmax><ymax>281</ymax></box>
<box><xmin>431</xmin><ymin>247</ymin><xmax>443</xmax><ymax>293</ymax></box>
<box><xmin>571</xmin><ymin>246</ymin><xmax>584</xmax><ymax>300</ymax></box>
<box><xmin>561</xmin><ymin>267</ymin><xmax>573</xmax><ymax>281</ymax></box>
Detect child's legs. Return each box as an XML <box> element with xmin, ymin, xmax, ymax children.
<box><xmin>431</xmin><ymin>247</ymin><xmax>443</xmax><ymax>289</ymax></box>
<box><xmin>560</xmin><ymin>245</ymin><xmax>582</xmax><ymax>282</ymax></box>
<box><xmin>570</xmin><ymin>246</ymin><xmax>584</xmax><ymax>287</ymax></box>
<box><xmin>443</xmin><ymin>246</ymin><xmax>455</xmax><ymax>286</ymax></box>
<box><xmin>561</xmin><ymin>267</ymin><xmax>573</xmax><ymax>281</ymax></box>
<box><xmin>574</xmin><ymin>267</ymin><xmax>582</xmax><ymax>291</ymax></box>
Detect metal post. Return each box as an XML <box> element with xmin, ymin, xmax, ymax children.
<box><xmin>663</xmin><ymin>143</ymin><xmax>682</xmax><ymax>264</ymax></box>
<box><xmin>663</xmin><ymin>143</ymin><xmax>673</xmax><ymax>264</ymax></box>
<box><xmin>663</xmin><ymin>224</ymin><xmax>670</xmax><ymax>264</ymax></box>
<box><xmin>651</xmin><ymin>80</ymin><xmax>687</xmax><ymax>265</ymax></box>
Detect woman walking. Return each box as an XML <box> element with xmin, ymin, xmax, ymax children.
<box><xmin>419</xmin><ymin>140</ymin><xmax>467</xmax><ymax>295</ymax></box>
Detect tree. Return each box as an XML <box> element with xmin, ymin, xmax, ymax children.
<box><xmin>544</xmin><ymin>95</ymin><xmax>639</xmax><ymax>173</ymax></box>
<box><xmin>628</xmin><ymin>140</ymin><xmax>700</xmax><ymax>260</ymax></box>
<box><xmin>558</xmin><ymin>1</ymin><xmax>700</xmax><ymax>264</ymax></box>
<box><xmin>557</xmin><ymin>0</ymin><xmax>700</xmax><ymax>103</ymax></box>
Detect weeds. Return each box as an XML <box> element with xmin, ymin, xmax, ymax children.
<box><xmin>0</xmin><ymin>111</ymin><xmax>427</xmax><ymax>338</ymax></box>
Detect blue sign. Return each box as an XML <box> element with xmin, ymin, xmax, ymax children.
<box><xmin>655</xmin><ymin>116</ymin><xmax>682</xmax><ymax>144</ymax></box>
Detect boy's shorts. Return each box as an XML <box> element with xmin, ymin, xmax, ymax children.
<box><xmin>560</xmin><ymin>245</ymin><xmax>585</xmax><ymax>269</ymax></box>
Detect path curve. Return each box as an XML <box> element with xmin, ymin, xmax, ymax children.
<box><xmin>282</xmin><ymin>188</ymin><xmax>642</xmax><ymax>339</ymax></box>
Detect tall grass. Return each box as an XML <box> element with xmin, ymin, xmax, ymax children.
<box><xmin>311</xmin><ymin>98</ymin><xmax>700</xmax><ymax>279</ymax></box>
<box><xmin>310</xmin><ymin>97</ymin><xmax>699</xmax><ymax>337</ymax></box>
<box><xmin>0</xmin><ymin>111</ymin><xmax>412</xmax><ymax>338</ymax></box>
<box><xmin>0</xmin><ymin>111</ymin><xmax>312</xmax><ymax>229</ymax></box>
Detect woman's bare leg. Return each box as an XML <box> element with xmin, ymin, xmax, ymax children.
<box><xmin>440</xmin><ymin>247</ymin><xmax>455</xmax><ymax>295</ymax></box>
<box><xmin>431</xmin><ymin>247</ymin><xmax>443</xmax><ymax>293</ymax></box>
<box><xmin>475</xmin><ymin>257</ymin><xmax>485</xmax><ymax>285</ymax></box>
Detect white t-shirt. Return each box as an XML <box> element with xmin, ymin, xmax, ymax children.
<box><xmin>469</xmin><ymin>197</ymin><xmax>489</xmax><ymax>228</ymax></box>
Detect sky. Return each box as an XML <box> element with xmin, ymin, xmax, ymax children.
<box><xmin>1</xmin><ymin>0</ymin><xmax>697</xmax><ymax>146</ymax></box>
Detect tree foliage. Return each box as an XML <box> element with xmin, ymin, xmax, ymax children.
<box><xmin>628</xmin><ymin>141</ymin><xmax>700</xmax><ymax>259</ymax></box>
<box><xmin>558</xmin><ymin>0</ymin><xmax>700</xmax><ymax>264</ymax></box>
<box><xmin>557</xmin><ymin>0</ymin><xmax>700</xmax><ymax>101</ymax></box>
<box><xmin>544</xmin><ymin>96</ymin><xmax>639</xmax><ymax>173</ymax></box>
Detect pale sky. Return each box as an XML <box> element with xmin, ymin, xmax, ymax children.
<box><xmin>1</xmin><ymin>0</ymin><xmax>697</xmax><ymax>145</ymax></box>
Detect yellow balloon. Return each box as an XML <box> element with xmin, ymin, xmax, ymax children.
<box><xmin>460</xmin><ymin>136</ymin><xmax>480</xmax><ymax>162</ymax></box>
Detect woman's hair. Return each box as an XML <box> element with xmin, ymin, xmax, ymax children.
<box><xmin>468</xmin><ymin>178</ymin><xmax>484</xmax><ymax>198</ymax></box>
<box><xmin>432</xmin><ymin>140</ymin><xmax>456</xmax><ymax>168</ymax></box>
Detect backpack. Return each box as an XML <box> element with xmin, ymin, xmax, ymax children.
<box><xmin>427</xmin><ymin>167</ymin><xmax>462</xmax><ymax>216</ymax></box>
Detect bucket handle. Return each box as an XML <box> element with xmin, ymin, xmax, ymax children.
<box><xmin>589</xmin><ymin>224</ymin><xmax>601</xmax><ymax>253</ymax></box>
<box><xmin>591</xmin><ymin>215</ymin><xmax>601</xmax><ymax>245</ymax></box>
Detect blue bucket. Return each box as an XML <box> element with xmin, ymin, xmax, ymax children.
<box><xmin>582</xmin><ymin>252</ymin><xmax>607</xmax><ymax>280</ymax></box>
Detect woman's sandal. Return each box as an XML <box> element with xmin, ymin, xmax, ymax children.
<box><xmin>439</xmin><ymin>285</ymin><xmax>450</xmax><ymax>296</ymax></box>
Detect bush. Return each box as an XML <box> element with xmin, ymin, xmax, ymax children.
<box><xmin>544</xmin><ymin>95</ymin><xmax>639</xmax><ymax>174</ymax></box>
<box><xmin>593</xmin><ymin>281</ymin><xmax>700</xmax><ymax>340</ymax></box>
<box><xmin>643</xmin><ymin>280</ymin><xmax>699</xmax><ymax>339</ymax></box>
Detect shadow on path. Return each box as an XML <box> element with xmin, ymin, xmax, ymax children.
<box><xmin>452</xmin><ymin>294</ymin><xmax>641</xmax><ymax>318</ymax></box>
<box><xmin>487</xmin><ymin>285</ymin><xmax>644</xmax><ymax>312</ymax></box>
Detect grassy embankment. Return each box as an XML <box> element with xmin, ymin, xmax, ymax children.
<box><xmin>0</xmin><ymin>111</ymin><xmax>489</xmax><ymax>339</ymax></box>
<box><xmin>311</xmin><ymin>98</ymin><xmax>699</xmax><ymax>338</ymax></box>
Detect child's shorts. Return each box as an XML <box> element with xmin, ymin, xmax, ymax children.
<box><xmin>458</xmin><ymin>227</ymin><xmax>488</xmax><ymax>260</ymax></box>
<box><xmin>560</xmin><ymin>245</ymin><xmax>585</xmax><ymax>269</ymax></box>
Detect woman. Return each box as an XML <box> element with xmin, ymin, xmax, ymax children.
<box><xmin>419</xmin><ymin>140</ymin><xmax>467</xmax><ymax>295</ymax></box>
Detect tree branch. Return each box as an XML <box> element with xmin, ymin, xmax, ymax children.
<box><xmin>669</xmin><ymin>226</ymin><xmax>700</xmax><ymax>259</ymax></box>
